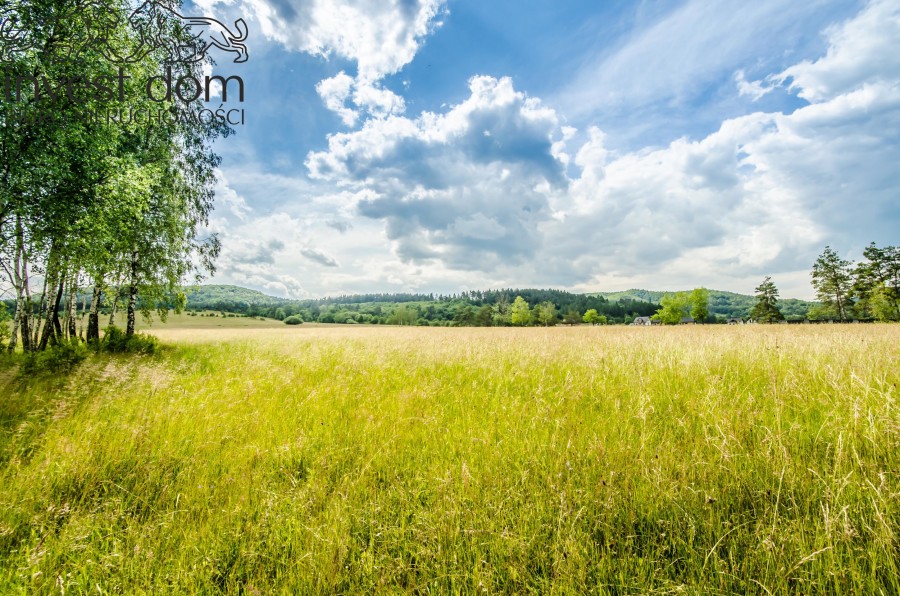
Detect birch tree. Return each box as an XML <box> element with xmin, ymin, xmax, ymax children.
<box><xmin>1</xmin><ymin>0</ymin><xmax>228</xmax><ymax>349</ymax></box>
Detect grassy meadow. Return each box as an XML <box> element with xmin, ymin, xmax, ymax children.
<box><xmin>1</xmin><ymin>323</ymin><xmax>899</xmax><ymax>593</ymax></box>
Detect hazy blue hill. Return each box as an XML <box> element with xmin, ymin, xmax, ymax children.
<box><xmin>184</xmin><ymin>285</ymin><xmax>290</xmax><ymax>309</ymax></box>
<box><xmin>595</xmin><ymin>289</ymin><xmax>668</xmax><ymax>304</ymax></box>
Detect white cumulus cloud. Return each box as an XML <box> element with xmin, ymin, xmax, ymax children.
<box><xmin>305</xmin><ymin>76</ymin><xmax>567</xmax><ymax>269</ymax></box>
<box><xmin>235</xmin><ymin>0</ymin><xmax>444</xmax><ymax>124</ymax></box>
<box><xmin>775</xmin><ymin>0</ymin><xmax>900</xmax><ymax>103</ymax></box>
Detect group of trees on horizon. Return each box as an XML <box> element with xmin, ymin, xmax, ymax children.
<box><xmin>202</xmin><ymin>243</ymin><xmax>896</xmax><ymax>327</ymax></box>
<box><xmin>0</xmin><ymin>0</ymin><xmax>227</xmax><ymax>353</ymax></box>
<box><xmin>175</xmin><ymin>285</ymin><xmax>781</xmax><ymax>327</ymax></box>
<box><xmin>644</xmin><ymin>242</ymin><xmax>899</xmax><ymax>325</ymax></box>
<box><xmin>3</xmin><ymin>206</ymin><xmax>896</xmax><ymax>338</ymax></box>
<box><xmin>224</xmin><ymin>289</ymin><xmax>660</xmax><ymax>327</ymax></box>
<box><xmin>810</xmin><ymin>243</ymin><xmax>900</xmax><ymax>322</ymax></box>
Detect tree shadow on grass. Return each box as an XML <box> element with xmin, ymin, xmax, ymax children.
<box><xmin>0</xmin><ymin>340</ymin><xmax>175</xmax><ymax>469</ymax></box>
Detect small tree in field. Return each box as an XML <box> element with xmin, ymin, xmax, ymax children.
<box><xmin>654</xmin><ymin>292</ymin><xmax>689</xmax><ymax>324</ymax></box>
<box><xmin>583</xmin><ymin>309</ymin><xmax>601</xmax><ymax>325</ymax></box>
<box><xmin>511</xmin><ymin>296</ymin><xmax>532</xmax><ymax>326</ymax></box>
<box><xmin>689</xmin><ymin>288</ymin><xmax>709</xmax><ymax>323</ymax></box>
<box><xmin>750</xmin><ymin>276</ymin><xmax>784</xmax><ymax>322</ymax></box>
<box><xmin>492</xmin><ymin>300</ymin><xmax>512</xmax><ymax>326</ymax></box>
<box><xmin>536</xmin><ymin>301</ymin><xmax>557</xmax><ymax>326</ymax></box>
<box><xmin>562</xmin><ymin>308</ymin><xmax>582</xmax><ymax>325</ymax></box>
<box><xmin>475</xmin><ymin>305</ymin><xmax>494</xmax><ymax>326</ymax></box>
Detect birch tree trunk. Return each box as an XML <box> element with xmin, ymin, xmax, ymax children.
<box><xmin>67</xmin><ymin>282</ymin><xmax>77</xmax><ymax>340</ymax></box>
<box><xmin>8</xmin><ymin>290</ymin><xmax>22</xmax><ymax>352</ymax></box>
<box><xmin>52</xmin><ymin>278</ymin><xmax>65</xmax><ymax>339</ymax></box>
<box><xmin>7</xmin><ymin>265</ymin><xmax>22</xmax><ymax>353</ymax></box>
<box><xmin>20</xmin><ymin>237</ymin><xmax>33</xmax><ymax>353</ymax></box>
<box><xmin>80</xmin><ymin>291</ymin><xmax>87</xmax><ymax>339</ymax></box>
<box><xmin>33</xmin><ymin>274</ymin><xmax>48</xmax><ymax>349</ymax></box>
<box><xmin>7</xmin><ymin>216</ymin><xmax>24</xmax><ymax>352</ymax></box>
<box><xmin>126</xmin><ymin>251</ymin><xmax>138</xmax><ymax>336</ymax></box>
<box><xmin>108</xmin><ymin>288</ymin><xmax>118</xmax><ymax>326</ymax></box>
<box><xmin>38</xmin><ymin>275</ymin><xmax>64</xmax><ymax>351</ymax></box>
<box><xmin>87</xmin><ymin>284</ymin><xmax>102</xmax><ymax>341</ymax></box>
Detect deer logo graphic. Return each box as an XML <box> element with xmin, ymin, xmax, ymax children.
<box><xmin>127</xmin><ymin>1</ymin><xmax>249</xmax><ymax>64</ymax></box>
<box><xmin>0</xmin><ymin>12</ymin><xmax>37</xmax><ymax>61</ymax></box>
<box><xmin>1</xmin><ymin>1</ymin><xmax>249</xmax><ymax>65</ymax></box>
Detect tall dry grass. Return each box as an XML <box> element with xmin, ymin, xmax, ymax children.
<box><xmin>1</xmin><ymin>325</ymin><xmax>898</xmax><ymax>593</ymax></box>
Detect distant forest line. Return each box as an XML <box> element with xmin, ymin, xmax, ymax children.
<box><xmin>159</xmin><ymin>284</ymin><xmax>818</xmax><ymax>326</ymax></box>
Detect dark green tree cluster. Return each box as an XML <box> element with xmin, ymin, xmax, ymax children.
<box><xmin>811</xmin><ymin>243</ymin><xmax>900</xmax><ymax>321</ymax></box>
<box><xmin>1</xmin><ymin>0</ymin><xmax>228</xmax><ymax>352</ymax></box>
<box><xmin>182</xmin><ymin>288</ymin><xmax>659</xmax><ymax>327</ymax></box>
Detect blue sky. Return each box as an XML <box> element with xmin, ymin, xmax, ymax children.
<box><xmin>190</xmin><ymin>0</ymin><xmax>898</xmax><ymax>300</ymax></box>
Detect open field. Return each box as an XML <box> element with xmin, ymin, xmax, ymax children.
<box><xmin>1</xmin><ymin>325</ymin><xmax>899</xmax><ymax>593</ymax></box>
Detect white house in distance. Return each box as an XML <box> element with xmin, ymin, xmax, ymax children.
<box><xmin>633</xmin><ymin>316</ymin><xmax>657</xmax><ymax>326</ymax></box>
<box><xmin>632</xmin><ymin>316</ymin><xmax>694</xmax><ymax>325</ymax></box>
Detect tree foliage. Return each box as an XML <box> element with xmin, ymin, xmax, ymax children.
<box><xmin>1</xmin><ymin>0</ymin><xmax>228</xmax><ymax>352</ymax></box>
<box><xmin>750</xmin><ymin>277</ymin><xmax>784</xmax><ymax>323</ymax></box>
<box><xmin>689</xmin><ymin>288</ymin><xmax>709</xmax><ymax>323</ymax></box>
<box><xmin>387</xmin><ymin>304</ymin><xmax>418</xmax><ymax>326</ymax></box>
<box><xmin>510</xmin><ymin>296</ymin><xmax>532</xmax><ymax>326</ymax></box>
<box><xmin>811</xmin><ymin>246</ymin><xmax>853</xmax><ymax>322</ymax></box>
<box><xmin>562</xmin><ymin>308</ymin><xmax>582</xmax><ymax>325</ymax></box>
<box><xmin>535</xmin><ymin>301</ymin><xmax>557</xmax><ymax>326</ymax></box>
<box><xmin>852</xmin><ymin>243</ymin><xmax>900</xmax><ymax>321</ymax></box>
<box><xmin>653</xmin><ymin>293</ymin><xmax>688</xmax><ymax>325</ymax></box>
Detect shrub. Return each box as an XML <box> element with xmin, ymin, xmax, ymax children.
<box><xmin>101</xmin><ymin>326</ymin><xmax>159</xmax><ymax>354</ymax></box>
<box><xmin>283</xmin><ymin>316</ymin><xmax>303</xmax><ymax>325</ymax></box>
<box><xmin>21</xmin><ymin>339</ymin><xmax>88</xmax><ymax>373</ymax></box>
<box><xmin>0</xmin><ymin>302</ymin><xmax>10</xmax><ymax>348</ymax></box>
